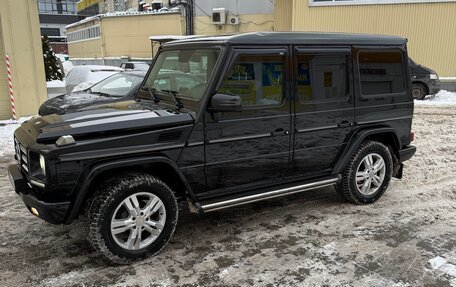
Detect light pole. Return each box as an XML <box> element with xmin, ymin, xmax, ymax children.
<box><xmin>169</xmin><ymin>0</ymin><xmax>194</xmax><ymax>35</ymax></box>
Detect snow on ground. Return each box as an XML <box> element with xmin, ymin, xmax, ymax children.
<box><xmin>0</xmin><ymin>117</ymin><xmax>31</xmax><ymax>157</ymax></box>
<box><xmin>0</xmin><ymin>106</ymin><xmax>455</xmax><ymax>286</ymax></box>
<box><xmin>415</xmin><ymin>90</ymin><xmax>456</xmax><ymax>106</ymax></box>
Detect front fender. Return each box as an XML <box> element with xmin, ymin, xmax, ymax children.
<box><xmin>65</xmin><ymin>156</ymin><xmax>197</xmax><ymax>223</ymax></box>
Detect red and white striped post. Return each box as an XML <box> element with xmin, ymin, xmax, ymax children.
<box><xmin>5</xmin><ymin>53</ymin><xmax>17</xmax><ymax>120</ymax></box>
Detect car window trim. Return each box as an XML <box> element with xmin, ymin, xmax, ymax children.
<box><xmin>216</xmin><ymin>47</ymin><xmax>289</xmax><ymax>110</ymax></box>
<box><xmin>294</xmin><ymin>50</ymin><xmax>351</xmax><ymax>104</ymax></box>
<box><xmin>354</xmin><ymin>47</ymin><xmax>409</xmax><ymax>98</ymax></box>
<box><xmin>295</xmin><ymin>46</ymin><xmax>351</xmax><ymax>55</ymax></box>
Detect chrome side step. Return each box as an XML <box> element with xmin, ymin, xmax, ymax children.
<box><xmin>200</xmin><ymin>177</ymin><xmax>339</xmax><ymax>212</ymax></box>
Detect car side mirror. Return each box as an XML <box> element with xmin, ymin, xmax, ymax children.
<box><xmin>207</xmin><ymin>93</ymin><xmax>242</xmax><ymax>113</ymax></box>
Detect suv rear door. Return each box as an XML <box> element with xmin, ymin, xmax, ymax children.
<box><xmin>354</xmin><ymin>48</ymin><xmax>413</xmax><ymax>143</ymax></box>
<box><xmin>292</xmin><ymin>47</ymin><xmax>354</xmax><ymax>178</ymax></box>
<box><xmin>202</xmin><ymin>47</ymin><xmax>292</xmax><ymax>197</ymax></box>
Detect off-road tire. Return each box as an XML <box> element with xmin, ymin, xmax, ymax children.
<box><xmin>412</xmin><ymin>83</ymin><xmax>427</xmax><ymax>100</ymax></box>
<box><xmin>336</xmin><ymin>141</ymin><xmax>393</xmax><ymax>204</ymax></box>
<box><xmin>87</xmin><ymin>173</ymin><xmax>178</xmax><ymax>264</ymax></box>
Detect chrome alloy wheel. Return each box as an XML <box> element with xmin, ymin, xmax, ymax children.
<box><xmin>110</xmin><ymin>192</ymin><xmax>166</xmax><ymax>250</ymax></box>
<box><xmin>355</xmin><ymin>153</ymin><xmax>386</xmax><ymax>196</ymax></box>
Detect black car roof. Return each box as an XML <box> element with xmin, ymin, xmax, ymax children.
<box><xmin>165</xmin><ymin>32</ymin><xmax>407</xmax><ymax>46</ymax></box>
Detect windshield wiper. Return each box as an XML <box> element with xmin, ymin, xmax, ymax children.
<box><xmin>161</xmin><ymin>89</ymin><xmax>184</xmax><ymax>110</ymax></box>
<box><xmin>140</xmin><ymin>86</ymin><xmax>160</xmax><ymax>103</ymax></box>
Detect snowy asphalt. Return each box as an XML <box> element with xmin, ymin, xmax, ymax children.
<box><xmin>0</xmin><ymin>105</ymin><xmax>455</xmax><ymax>286</ymax></box>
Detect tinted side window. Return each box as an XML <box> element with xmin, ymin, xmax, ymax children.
<box><xmin>218</xmin><ymin>55</ymin><xmax>284</xmax><ymax>108</ymax></box>
<box><xmin>297</xmin><ymin>55</ymin><xmax>347</xmax><ymax>103</ymax></box>
<box><xmin>358</xmin><ymin>51</ymin><xmax>405</xmax><ymax>95</ymax></box>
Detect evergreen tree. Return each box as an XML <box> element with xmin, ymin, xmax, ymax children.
<box><xmin>42</xmin><ymin>35</ymin><xmax>63</xmax><ymax>81</ymax></box>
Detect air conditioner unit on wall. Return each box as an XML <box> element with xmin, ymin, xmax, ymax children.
<box><xmin>228</xmin><ymin>16</ymin><xmax>240</xmax><ymax>25</ymax></box>
<box><xmin>212</xmin><ymin>8</ymin><xmax>227</xmax><ymax>25</ymax></box>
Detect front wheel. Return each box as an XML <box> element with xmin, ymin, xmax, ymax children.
<box><xmin>88</xmin><ymin>173</ymin><xmax>178</xmax><ymax>264</ymax></box>
<box><xmin>336</xmin><ymin>141</ymin><xmax>393</xmax><ymax>204</ymax></box>
<box><xmin>412</xmin><ymin>83</ymin><xmax>427</xmax><ymax>100</ymax></box>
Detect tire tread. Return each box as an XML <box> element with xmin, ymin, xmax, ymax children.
<box><xmin>87</xmin><ymin>173</ymin><xmax>178</xmax><ymax>264</ymax></box>
<box><xmin>336</xmin><ymin>140</ymin><xmax>393</xmax><ymax>205</ymax></box>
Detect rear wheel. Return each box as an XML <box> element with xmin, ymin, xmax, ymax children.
<box><xmin>336</xmin><ymin>141</ymin><xmax>393</xmax><ymax>204</ymax></box>
<box><xmin>412</xmin><ymin>83</ymin><xmax>427</xmax><ymax>100</ymax></box>
<box><xmin>88</xmin><ymin>173</ymin><xmax>178</xmax><ymax>264</ymax></box>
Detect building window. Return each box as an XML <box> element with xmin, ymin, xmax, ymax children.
<box><xmin>40</xmin><ymin>28</ymin><xmax>61</xmax><ymax>37</ymax></box>
<box><xmin>310</xmin><ymin>0</ymin><xmax>456</xmax><ymax>6</ymax></box>
<box><xmin>38</xmin><ymin>0</ymin><xmax>78</xmax><ymax>15</ymax></box>
<box><xmin>67</xmin><ymin>25</ymin><xmax>100</xmax><ymax>43</ymax></box>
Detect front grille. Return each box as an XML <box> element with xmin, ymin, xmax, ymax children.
<box><xmin>15</xmin><ymin>138</ymin><xmax>29</xmax><ymax>175</ymax></box>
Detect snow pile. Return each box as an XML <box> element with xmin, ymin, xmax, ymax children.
<box><xmin>55</xmin><ymin>54</ymin><xmax>74</xmax><ymax>75</ymax></box>
<box><xmin>47</xmin><ymin>80</ymin><xmax>67</xmax><ymax>99</ymax></box>
<box><xmin>55</xmin><ymin>53</ymin><xmax>68</xmax><ymax>62</ymax></box>
<box><xmin>103</xmin><ymin>10</ymin><xmax>175</xmax><ymax>17</ymax></box>
<box><xmin>65</xmin><ymin>10</ymin><xmax>179</xmax><ymax>29</ymax></box>
<box><xmin>0</xmin><ymin>117</ymin><xmax>31</xmax><ymax>157</ymax></box>
<box><xmin>415</xmin><ymin>90</ymin><xmax>456</xmax><ymax>106</ymax></box>
<box><xmin>72</xmin><ymin>81</ymin><xmax>94</xmax><ymax>92</ymax></box>
<box><xmin>47</xmin><ymin>80</ymin><xmax>65</xmax><ymax>88</ymax></box>
<box><xmin>62</xmin><ymin>61</ymin><xmax>74</xmax><ymax>75</ymax></box>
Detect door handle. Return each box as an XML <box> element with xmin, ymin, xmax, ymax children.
<box><xmin>337</xmin><ymin>121</ymin><xmax>352</xmax><ymax>128</ymax></box>
<box><xmin>271</xmin><ymin>128</ymin><xmax>289</xmax><ymax>136</ymax></box>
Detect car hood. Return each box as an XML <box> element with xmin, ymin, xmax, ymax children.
<box><xmin>21</xmin><ymin>100</ymin><xmax>195</xmax><ymax>143</ymax></box>
<box><xmin>410</xmin><ymin>63</ymin><xmax>438</xmax><ymax>78</ymax></box>
<box><xmin>39</xmin><ymin>92</ymin><xmax>123</xmax><ymax>116</ymax></box>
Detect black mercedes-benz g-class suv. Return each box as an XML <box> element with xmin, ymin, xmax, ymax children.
<box><xmin>8</xmin><ymin>32</ymin><xmax>416</xmax><ymax>264</ymax></box>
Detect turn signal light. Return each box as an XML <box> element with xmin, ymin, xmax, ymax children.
<box><xmin>411</xmin><ymin>132</ymin><xmax>415</xmax><ymax>142</ymax></box>
<box><xmin>30</xmin><ymin>207</ymin><xmax>39</xmax><ymax>217</ymax></box>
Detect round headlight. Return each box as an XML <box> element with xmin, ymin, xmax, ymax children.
<box><xmin>39</xmin><ymin>154</ymin><xmax>46</xmax><ymax>176</ymax></box>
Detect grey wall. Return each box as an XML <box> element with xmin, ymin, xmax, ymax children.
<box><xmin>194</xmin><ymin>0</ymin><xmax>274</xmax><ymax>16</ymax></box>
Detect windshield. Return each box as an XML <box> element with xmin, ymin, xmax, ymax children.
<box><xmin>140</xmin><ymin>49</ymin><xmax>220</xmax><ymax>102</ymax></box>
<box><xmin>90</xmin><ymin>73</ymin><xmax>144</xmax><ymax>97</ymax></box>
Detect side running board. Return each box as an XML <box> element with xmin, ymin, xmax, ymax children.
<box><xmin>200</xmin><ymin>177</ymin><xmax>339</xmax><ymax>212</ymax></box>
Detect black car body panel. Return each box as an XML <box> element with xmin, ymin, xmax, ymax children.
<box><xmin>39</xmin><ymin>71</ymin><xmax>146</xmax><ymax>116</ymax></box>
<box><xmin>9</xmin><ymin>32</ymin><xmax>416</xmax><ymax>224</ymax></box>
<box><xmin>39</xmin><ymin>92</ymin><xmax>131</xmax><ymax>116</ymax></box>
<box><xmin>32</xmin><ymin>106</ymin><xmax>194</xmax><ymax>142</ymax></box>
<box><xmin>332</xmin><ymin>127</ymin><xmax>402</xmax><ymax>175</ymax></box>
<box><xmin>409</xmin><ymin>58</ymin><xmax>441</xmax><ymax>95</ymax></box>
<box><xmin>120</xmin><ymin>61</ymin><xmax>150</xmax><ymax>71</ymax></box>
<box><xmin>9</xmin><ymin>164</ymin><xmax>70</xmax><ymax>224</ymax></box>
<box><xmin>170</xmin><ymin>32</ymin><xmax>407</xmax><ymax>46</ymax></box>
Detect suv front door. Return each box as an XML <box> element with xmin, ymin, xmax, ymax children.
<box><xmin>202</xmin><ymin>47</ymin><xmax>292</xmax><ymax>198</ymax></box>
